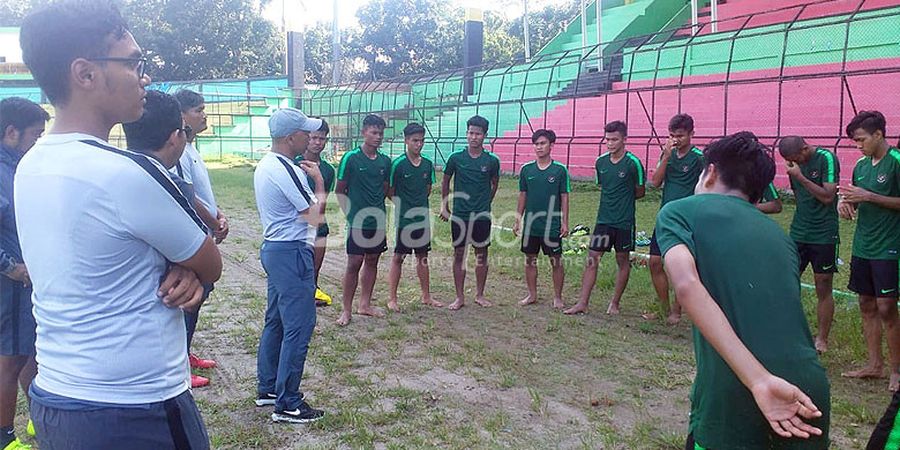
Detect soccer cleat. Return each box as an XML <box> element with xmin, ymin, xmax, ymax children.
<box><xmin>191</xmin><ymin>374</ymin><xmax>210</xmax><ymax>388</ymax></box>
<box><xmin>25</xmin><ymin>420</ymin><xmax>34</xmax><ymax>437</ymax></box>
<box><xmin>315</xmin><ymin>288</ymin><xmax>332</xmax><ymax>307</ymax></box>
<box><xmin>189</xmin><ymin>353</ymin><xmax>217</xmax><ymax>369</ymax></box>
<box><xmin>271</xmin><ymin>401</ymin><xmax>324</xmax><ymax>424</ymax></box>
<box><xmin>255</xmin><ymin>391</ymin><xmax>305</xmax><ymax>407</ymax></box>
<box><xmin>2</xmin><ymin>438</ymin><xmax>31</xmax><ymax>450</ymax></box>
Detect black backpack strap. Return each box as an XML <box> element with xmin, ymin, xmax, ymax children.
<box><xmin>79</xmin><ymin>140</ymin><xmax>209</xmax><ymax>234</ymax></box>
<box><xmin>175</xmin><ymin>161</ymin><xmax>184</xmax><ymax>178</ymax></box>
<box><xmin>274</xmin><ymin>155</ymin><xmax>313</xmax><ymax>206</ymax></box>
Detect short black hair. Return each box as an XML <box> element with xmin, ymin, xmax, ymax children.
<box><xmin>846</xmin><ymin>110</ymin><xmax>886</xmax><ymax>138</ymax></box>
<box><xmin>703</xmin><ymin>131</ymin><xmax>775</xmax><ymax>203</ymax></box>
<box><xmin>174</xmin><ymin>90</ymin><xmax>205</xmax><ymax>113</ymax></box>
<box><xmin>404</xmin><ymin>122</ymin><xmax>426</xmax><ymax>137</ymax></box>
<box><xmin>668</xmin><ymin>114</ymin><xmax>694</xmax><ymax>133</ymax></box>
<box><xmin>315</xmin><ymin>117</ymin><xmax>330</xmax><ymax>135</ymax></box>
<box><xmin>532</xmin><ymin>129</ymin><xmax>556</xmax><ymax>144</ymax></box>
<box><xmin>466</xmin><ymin>115</ymin><xmax>489</xmax><ymax>134</ymax></box>
<box><xmin>362</xmin><ymin>114</ymin><xmax>386</xmax><ymax>130</ymax></box>
<box><xmin>123</xmin><ymin>90</ymin><xmax>183</xmax><ymax>153</ymax></box>
<box><xmin>0</xmin><ymin>97</ymin><xmax>50</xmax><ymax>134</ymax></box>
<box><xmin>604</xmin><ymin>120</ymin><xmax>627</xmax><ymax>137</ymax></box>
<box><xmin>20</xmin><ymin>0</ymin><xmax>130</xmax><ymax>105</ymax></box>
<box><xmin>777</xmin><ymin>136</ymin><xmax>807</xmax><ymax>159</ymax></box>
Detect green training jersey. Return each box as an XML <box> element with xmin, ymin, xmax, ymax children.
<box><xmin>761</xmin><ymin>182</ymin><xmax>779</xmax><ymax>203</ymax></box>
<box><xmin>660</xmin><ymin>146</ymin><xmax>704</xmax><ymax>206</ymax></box>
<box><xmin>595</xmin><ymin>151</ymin><xmax>645</xmax><ymax>229</ymax></box>
<box><xmin>851</xmin><ymin>147</ymin><xmax>900</xmax><ymax>260</ymax></box>
<box><xmin>337</xmin><ymin>147</ymin><xmax>391</xmax><ymax>230</ymax></box>
<box><xmin>789</xmin><ymin>148</ymin><xmax>840</xmax><ymax>245</ymax></box>
<box><xmin>444</xmin><ymin>149</ymin><xmax>501</xmax><ymax>220</ymax></box>
<box><xmin>390</xmin><ymin>153</ymin><xmax>435</xmax><ymax>229</ymax></box>
<box><xmin>656</xmin><ymin>194</ymin><xmax>830</xmax><ymax>449</ymax></box>
<box><xmin>296</xmin><ymin>155</ymin><xmax>336</xmax><ymax>234</ymax></box>
<box><xmin>518</xmin><ymin>160</ymin><xmax>571</xmax><ymax>237</ymax></box>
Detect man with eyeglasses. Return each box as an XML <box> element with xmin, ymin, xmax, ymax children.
<box><xmin>17</xmin><ymin>1</ymin><xmax>221</xmax><ymax>448</ymax></box>
<box><xmin>173</xmin><ymin>89</ymin><xmax>230</xmax><ymax>388</ymax></box>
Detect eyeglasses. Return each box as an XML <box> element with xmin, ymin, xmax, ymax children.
<box><xmin>87</xmin><ymin>57</ymin><xmax>148</xmax><ymax>79</ymax></box>
<box><xmin>181</xmin><ymin>125</ymin><xmax>193</xmax><ymax>136</ymax></box>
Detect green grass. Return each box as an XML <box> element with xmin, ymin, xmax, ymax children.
<box><xmin>156</xmin><ymin>164</ymin><xmax>886</xmax><ymax>449</ymax></box>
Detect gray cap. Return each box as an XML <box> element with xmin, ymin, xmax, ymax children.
<box><xmin>268</xmin><ymin>108</ymin><xmax>323</xmax><ymax>138</ymax></box>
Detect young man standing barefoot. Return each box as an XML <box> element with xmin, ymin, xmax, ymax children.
<box><xmin>513</xmin><ymin>129</ymin><xmax>570</xmax><ymax>309</ymax></box>
<box><xmin>335</xmin><ymin>115</ymin><xmax>391</xmax><ymax>326</ymax></box>
<box><xmin>779</xmin><ymin>136</ymin><xmax>840</xmax><ymax>354</ymax></box>
<box><xmin>565</xmin><ymin>121</ymin><xmax>645</xmax><ymax>315</ymax></box>
<box><xmin>297</xmin><ymin>119</ymin><xmax>336</xmax><ymax>305</ymax></box>
<box><xmin>838</xmin><ymin>111</ymin><xmax>900</xmax><ymax>392</ymax></box>
<box><xmin>646</xmin><ymin>114</ymin><xmax>703</xmax><ymax>324</ymax></box>
<box><xmin>386</xmin><ymin>123</ymin><xmax>442</xmax><ymax>311</ymax></box>
<box><xmin>440</xmin><ymin>115</ymin><xmax>500</xmax><ymax>310</ymax></box>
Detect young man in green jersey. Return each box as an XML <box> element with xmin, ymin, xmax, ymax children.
<box><xmin>513</xmin><ymin>129</ymin><xmax>570</xmax><ymax>309</ymax></box>
<box><xmin>779</xmin><ymin>136</ymin><xmax>840</xmax><ymax>353</ymax></box>
<box><xmin>297</xmin><ymin>119</ymin><xmax>336</xmax><ymax>306</ymax></box>
<box><xmin>335</xmin><ymin>115</ymin><xmax>392</xmax><ymax>326</ymax></box>
<box><xmin>387</xmin><ymin>123</ymin><xmax>443</xmax><ymax>311</ymax></box>
<box><xmin>757</xmin><ymin>182</ymin><xmax>784</xmax><ymax>214</ymax></box>
<box><xmin>440</xmin><ymin>115</ymin><xmax>500</xmax><ymax>310</ymax></box>
<box><xmin>837</xmin><ymin>111</ymin><xmax>900</xmax><ymax>391</ymax></box>
<box><xmin>646</xmin><ymin>114</ymin><xmax>703</xmax><ymax>324</ymax></box>
<box><xmin>658</xmin><ymin>132</ymin><xmax>829</xmax><ymax>449</ymax></box>
<box><xmin>565</xmin><ymin>121</ymin><xmax>645</xmax><ymax>315</ymax></box>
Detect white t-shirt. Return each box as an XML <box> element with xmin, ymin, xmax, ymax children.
<box><xmin>176</xmin><ymin>142</ymin><xmax>217</xmax><ymax>218</ymax></box>
<box><xmin>254</xmin><ymin>152</ymin><xmax>316</xmax><ymax>244</ymax></box>
<box><xmin>14</xmin><ymin>133</ymin><xmax>208</xmax><ymax>404</ymax></box>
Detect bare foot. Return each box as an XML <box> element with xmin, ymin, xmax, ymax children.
<box><xmin>474</xmin><ymin>296</ymin><xmax>493</xmax><ymax>307</ymax></box>
<box><xmin>563</xmin><ymin>303</ymin><xmax>588</xmax><ymax>315</ymax></box>
<box><xmin>814</xmin><ymin>337</ymin><xmax>828</xmax><ymax>354</ymax></box>
<box><xmin>387</xmin><ymin>300</ymin><xmax>400</xmax><ymax>312</ymax></box>
<box><xmin>841</xmin><ymin>366</ymin><xmax>885</xmax><ymax>379</ymax></box>
<box><xmin>891</xmin><ymin>372</ymin><xmax>900</xmax><ymax>392</ymax></box>
<box><xmin>448</xmin><ymin>298</ymin><xmax>465</xmax><ymax>310</ymax></box>
<box><xmin>606</xmin><ymin>302</ymin><xmax>620</xmax><ymax>315</ymax></box>
<box><xmin>422</xmin><ymin>296</ymin><xmax>444</xmax><ymax>308</ymax></box>
<box><xmin>552</xmin><ymin>298</ymin><xmax>564</xmax><ymax>310</ymax></box>
<box><xmin>357</xmin><ymin>306</ymin><xmax>385</xmax><ymax>318</ymax></box>
<box><xmin>666</xmin><ymin>314</ymin><xmax>681</xmax><ymax>326</ymax></box>
<box><xmin>518</xmin><ymin>295</ymin><xmax>536</xmax><ymax>306</ymax></box>
<box><xmin>336</xmin><ymin>311</ymin><xmax>351</xmax><ymax>326</ymax></box>
<box><xmin>641</xmin><ymin>312</ymin><xmax>658</xmax><ymax>321</ymax></box>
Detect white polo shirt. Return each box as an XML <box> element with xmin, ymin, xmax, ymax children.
<box><xmin>14</xmin><ymin>133</ymin><xmax>208</xmax><ymax>404</ymax></box>
<box><xmin>254</xmin><ymin>151</ymin><xmax>316</xmax><ymax>245</ymax></box>
<box><xmin>177</xmin><ymin>142</ymin><xmax>218</xmax><ymax>218</ymax></box>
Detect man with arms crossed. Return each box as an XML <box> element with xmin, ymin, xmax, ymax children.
<box><xmin>18</xmin><ymin>2</ymin><xmax>222</xmax><ymax>447</ymax></box>
<box><xmin>778</xmin><ymin>136</ymin><xmax>840</xmax><ymax>354</ymax></box>
<box><xmin>297</xmin><ymin>119</ymin><xmax>336</xmax><ymax>305</ymax></box>
<box><xmin>513</xmin><ymin>129</ymin><xmax>570</xmax><ymax>309</ymax></box>
<box><xmin>0</xmin><ymin>97</ymin><xmax>48</xmax><ymax>450</ymax></box>
<box><xmin>658</xmin><ymin>131</ymin><xmax>829</xmax><ymax>449</ymax></box>
<box><xmin>838</xmin><ymin>110</ymin><xmax>900</xmax><ymax>392</ymax></box>
<box><xmin>440</xmin><ymin>115</ymin><xmax>500</xmax><ymax>310</ymax></box>
<box><xmin>386</xmin><ymin>123</ymin><xmax>443</xmax><ymax>311</ymax></box>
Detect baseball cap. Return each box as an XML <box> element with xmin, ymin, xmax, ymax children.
<box><xmin>268</xmin><ymin>108</ymin><xmax>323</xmax><ymax>138</ymax></box>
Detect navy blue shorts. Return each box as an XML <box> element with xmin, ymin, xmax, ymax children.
<box><xmin>31</xmin><ymin>389</ymin><xmax>209</xmax><ymax>450</ymax></box>
<box><xmin>0</xmin><ymin>278</ymin><xmax>35</xmax><ymax>356</ymax></box>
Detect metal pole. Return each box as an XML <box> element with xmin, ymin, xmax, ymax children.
<box><xmin>332</xmin><ymin>0</ymin><xmax>341</xmax><ymax>84</ymax></box>
<box><xmin>711</xmin><ymin>0</ymin><xmax>718</xmax><ymax>33</ymax></box>
<box><xmin>596</xmin><ymin>0</ymin><xmax>602</xmax><ymax>72</ymax></box>
<box><xmin>691</xmin><ymin>0</ymin><xmax>699</xmax><ymax>36</ymax></box>
<box><xmin>580</xmin><ymin>0</ymin><xmax>587</xmax><ymax>60</ymax></box>
<box><xmin>523</xmin><ymin>0</ymin><xmax>531</xmax><ymax>61</ymax></box>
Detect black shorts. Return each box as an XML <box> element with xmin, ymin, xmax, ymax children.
<box><xmin>451</xmin><ymin>218</ymin><xmax>491</xmax><ymax>248</ymax></box>
<box><xmin>649</xmin><ymin>229</ymin><xmax>661</xmax><ymax>256</ymax></box>
<box><xmin>346</xmin><ymin>228</ymin><xmax>387</xmax><ymax>255</ymax></box>
<box><xmin>316</xmin><ymin>222</ymin><xmax>330</xmax><ymax>238</ymax></box>
<box><xmin>848</xmin><ymin>256</ymin><xmax>899</xmax><ymax>298</ymax></box>
<box><xmin>0</xmin><ymin>279</ymin><xmax>35</xmax><ymax>356</ymax></box>
<box><xmin>521</xmin><ymin>235</ymin><xmax>562</xmax><ymax>256</ymax></box>
<box><xmin>589</xmin><ymin>224</ymin><xmax>634</xmax><ymax>253</ymax></box>
<box><xmin>797</xmin><ymin>242</ymin><xmax>838</xmax><ymax>274</ymax></box>
<box><xmin>395</xmin><ymin>226</ymin><xmax>431</xmax><ymax>255</ymax></box>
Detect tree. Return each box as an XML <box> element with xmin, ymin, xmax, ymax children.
<box><xmin>508</xmin><ymin>1</ymin><xmax>580</xmax><ymax>57</ymax></box>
